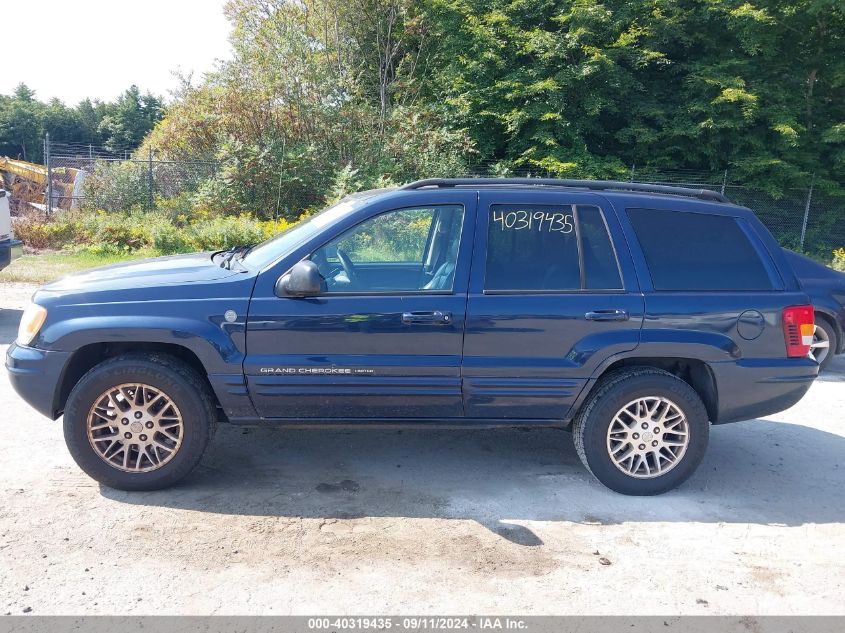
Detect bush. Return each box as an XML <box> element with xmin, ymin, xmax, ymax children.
<box><xmin>153</xmin><ymin>192</ymin><xmax>195</xmax><ymax>224</ymax></box>
<box><xmin>13</xmin><ymin>208</ymin><xmax>297</xmax><ymax>256</ymax></box>
<box><xmin>151</xmin><ymin>222</ymin><xmax>191</xmax><ymax>253</ymax></box>
<box><xmin>187</xmin><ymin>214</ymin><xmax>266</xmax><ymax>251</ymax></box>
<box><xmin>82</xmin><ymin>161</ymin><xmax>149</xmax><ymax>212</ymax></box>
<box><xmin>93</xmin><ymin>215</ymin><xmax>149</xmax><ymax>250</ymax></box>
<box><xmin>833</xmin><ymin>248</ymin><xmax>845</xmax><ymax>272</ymax></box>
<box><xmin>13</xmin><ymin>216</ymin><xmax>84</xmax><ymax>250</ymax></box>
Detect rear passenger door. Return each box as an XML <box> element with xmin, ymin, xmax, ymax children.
<box><xmin>462</xmin><ymin>191</ymin><xmax>644</xmax><ymax>420</ymax></box>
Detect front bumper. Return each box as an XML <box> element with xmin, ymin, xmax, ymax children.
<box><xmin>6</xmin><ymin>342</ymin><xmax>72</xmax><ymax>419</ymax></box>
<box><xmin>0</xmin><ymin>239</ymin><xmax>22</xmax><ymax>271</ymax></box>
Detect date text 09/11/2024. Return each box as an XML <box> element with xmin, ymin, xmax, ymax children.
<box><xmin>306</xmin><ymin>617</ymin><xmax>529</xmax><ymax>630</ymax></box>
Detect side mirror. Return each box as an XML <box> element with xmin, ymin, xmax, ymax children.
<box><xmin>276</xmin><ymin>260</ymin><xmax>324</xmax><ymax>297</ymax></box>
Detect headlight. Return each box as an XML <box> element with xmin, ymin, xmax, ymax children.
<box><xmin>17</xmin><ymin>303</ymin><xmax>47</xmax><ymax>346</ymax></box>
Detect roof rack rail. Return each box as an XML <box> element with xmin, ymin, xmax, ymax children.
<box><xmin>400</xmin><ymin>177</ymin><xmax>730</xmax><ymax>204</ymax></box>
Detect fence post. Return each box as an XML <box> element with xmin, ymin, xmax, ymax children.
<box><xmin>45</xmin><ymin>133</ymin><xmax>52</xmax><ymax>218</ymax></box>
<box><xmin>629</xmin><ymin>164</ymin><xmax>635</xmax><ymax>182</ymax></box>
<box><xmin>148</xmin><ymin>147</ymin><xmax>154</xmax><ymax>210</ymax></box>
<box><xmin>721</xmin><ymin>169</ymin><xmax>728</xmax><ymax>196</ymax></box>
<box><xmin>799</xmin><ymin>172</ymin><xmax>816</xmax><ymax>252</ymax></box>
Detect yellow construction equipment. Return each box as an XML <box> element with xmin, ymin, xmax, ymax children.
<box><xmin>0</xmin><ymin>157</ymin><xmax>86</xmax><ymax>213</ymax></box>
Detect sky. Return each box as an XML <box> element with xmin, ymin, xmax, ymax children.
<box><xmin>1</xmin><ymin>0</ymin><xmax>232</xmax><ymax>105</ymax></box>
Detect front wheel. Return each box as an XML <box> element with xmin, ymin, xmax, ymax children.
<box><xmin>63</xmin><ymin>354</ymin><xmax>215</xmax><ymax>491</ymax></box>
<box><xmin>573</xmin><ymin>368</ymin><xmax>710</xmax><ymax>495</ymax></box>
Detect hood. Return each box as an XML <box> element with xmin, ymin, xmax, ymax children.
<box><xmin>42</xmin><ymin>252</ymin><xmax>241</xmax><ymax>294</ymax></box>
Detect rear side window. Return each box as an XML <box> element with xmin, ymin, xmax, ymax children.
<box><xmin>627</xmin><ymin>208</ymin><xmax>774</xmax><ymax>291</ymax></box>
<box><xmin>484</xmin><ymin>204</ymin><xmax>622</xmax><ymax>291</ymax></box>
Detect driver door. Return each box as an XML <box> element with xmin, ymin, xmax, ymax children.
<box><xmin>244</xmin><ymin>192</ymin><xmax>477</xmax><ymax>420</ymax></box>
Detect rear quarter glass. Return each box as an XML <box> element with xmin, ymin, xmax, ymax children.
<box><xmin>627</xmin><ymin>208</ymin><xmax>775</xmax><ymax>291</ymax></box>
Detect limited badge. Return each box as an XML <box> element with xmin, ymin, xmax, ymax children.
<box><xmin>224</xmin><ymin>310</ymin><xmax>238</xmax><ymax>323</ymax></box>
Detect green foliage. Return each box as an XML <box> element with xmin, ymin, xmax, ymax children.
<box><xmin>0</xmin><ymin>84</ymin><xmax>43</xmax><ymax>161</ymax></box>
<box><xmin>149</xmin><ymin>222</ymin><xmax>191</xmax><ymax>253</ymax></box>
<box><xmin>141</xmin><ymin>0</ymin><xmax>475</xmax><ymax>219</ymax></box>
<box><xmin>412</xmin><ymin>0</ymin><xmax>845</xmax><ymax>192</ymax></box>
<box><xmin>137</xmin><ymin>0</ymin><xmax>845</xmax><ymax>223</ymax></box>
<box><xmin>12</xmin><ymin>215</ymin><xmax>84</xmax><ymax>250</ymax></box>
<box><xmin>335</xmin><ymin>208</ymin><xmax>434</xmax><ymax>261</ymax></box>
<box><xmin>15</xmin><ymin>0</ymin><xmax>843</xmax><ymax>232</ymax></box>
<box><xmin>187</xmin><ymin>215</ymin><xmax>267</xmax><ymax>251</ymax></box>
<box><xmin>0</xmin><ymin>84</ymin><xmax>163</xmax><ymax>161</ymax></box>
<box><xmin>833</xmin><ymin>248</ymin><xmax>845</xmax><ymax>272</ymax></box>
<box><xmin>13</xmin><ymin>209</ymin><xmax>290</xmax><ymax>255</ymax></box>
<box><xmin>96</xmin><ymin>86</ymin><xmax>163</xmax><ymax>151</ymax></box>
<box><xmin>82</xmin><ymin>161</ymin><xmax>149</xmax><ymax>212</ymax></box>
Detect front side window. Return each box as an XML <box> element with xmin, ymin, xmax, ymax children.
<box><xmin>627</xmin><ymin>208</ymin><xmax>774</xmax><ymax>291</ymax></box>
<box><xmin>484</xmin><ymin>204</ymin><xmax>622</xmax><ymax>291</ymax></box>
<box><xmin>311</xmin><ymin>205</ymin><xmax>464</xmax><ymax>293</ymax></box>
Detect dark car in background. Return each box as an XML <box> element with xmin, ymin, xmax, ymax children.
<box><xmin>782</xmin><ymin>249</ymin><xmax>845</xmax><ymax>370</ymax></box>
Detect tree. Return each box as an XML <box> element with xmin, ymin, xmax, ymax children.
<box><xmin>0</xmin><ymin>84</ymin><xmax>165</xmax><ymax>162</ymax></box>
<box><xmin>410</xmin><ymin>0</ymin><xmax>845</xmax><ymax>191</ymax></box>
<box><xmin>0</xmin><ymin>83</ymin><xmax>43</xmax><ymax>161</ymax></box>
<box><xmin>97</xmin><ymin>86</ymin><xmax>164</xmax><ymax>151</ymax></box>
<box><xmin>143</xmin><ymin>0</ymin><xmax>472</xmax><ymax>217</ymax></box>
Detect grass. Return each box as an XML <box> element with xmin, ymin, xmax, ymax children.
<box><xmin>0</xmin><ymin>249</ymin><xmax>160</xmax><ymax>285</ymax></box>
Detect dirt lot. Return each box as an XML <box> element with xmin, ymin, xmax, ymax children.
<box><xmin>1</xmin><ymin>282</ymin><xmax>844</xmax><ymax>615</ymax></box>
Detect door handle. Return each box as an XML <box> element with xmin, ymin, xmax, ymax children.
<box><xmin>402</xmin><ymin>311</ymin><xmax>452</xmax><ymax>325</ymax></box>
<box><xmin>585</xmin><ymin>309</ymin><xmax>629</xmax><ymax>322</ymax></box>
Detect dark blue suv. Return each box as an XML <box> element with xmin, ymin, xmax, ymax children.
<box><xmin>6</xmin><ymin>179</ymin><xmax>819</xmax><ymax>495</ymax></box>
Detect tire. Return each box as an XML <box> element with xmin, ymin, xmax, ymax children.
<box><xmin>63</xmin><ymin>353</ymin><xmax>215</xmax><ymax>491</ymax></box>
<box><xmin>573</xmin><ymin>367</ymin><xmax>710</xmax><ymax>496</ymax></box>
<box><xmin>812</xmin><ymin>315</ymin><xmax>838</xmax><ymax>371</ymax></box>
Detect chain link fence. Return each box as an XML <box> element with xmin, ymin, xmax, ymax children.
<box><xmin>45</xmin><ymin>141</ymin><xmax>217</xmax><ymax>215</ymax></box>
<box><xmin>41</xmin><ymin>139</ymin><xmax>844</xmax><ymax>257</ymax></box>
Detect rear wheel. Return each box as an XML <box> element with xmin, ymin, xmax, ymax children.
<box><xmin>573</xmin><ymin>368</ymin><xmax>709</xmax><ymax>495</ymax></box>
<box><xmin>63</xmin><ymin>354</ymin><xmax>215</xmax><ymax>490</ymax></box>
<box><xmin>811</xmin><ymin>315</ymin><xmax>838</xmax><ymax>370</ymax></box>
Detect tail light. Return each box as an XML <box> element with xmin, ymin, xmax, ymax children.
<box><xmin>782</xmin><ymin>305</ymin><xmax>814</xmax><ymax>358</ymax></box>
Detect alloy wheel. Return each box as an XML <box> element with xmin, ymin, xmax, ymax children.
<box><xmin>86</xmin><ymin>383</ymin><xmax>184</xmax><ymax>473</ymax></box>
<box><xmin>809</xmin><ymin>324</ymin><xmax>831</xmax><ymax>366</ymax></box>
<box><xmin>606</xmin><ymin>396</ymin><xmax>690</xmax><ymax>479</ymax></box>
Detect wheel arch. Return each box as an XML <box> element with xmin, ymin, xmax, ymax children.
<box><xmin>54</xmin><ymin>342</ymin><xmax>219</xmax><ymax>420</ymax></box>
<box><xmin>584</xmin><ymin>356</ymin><xmax>718</xmax><ymax>423</ymax></box>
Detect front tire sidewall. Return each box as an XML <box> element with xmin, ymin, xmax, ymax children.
<box><xmin>579</xmin><ymin>373</ymin><xmax>709</xmax><ymax>496</ymax></box>
<box><xmin>63</xmin><ymin>359</ymin><xmax>211</xmax><ymax>491</ymax></box>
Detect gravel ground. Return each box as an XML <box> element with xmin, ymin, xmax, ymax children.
<box><xmin>1</xmin><ymin>282</ymin><xmax>844</xmax><ymax>615</ymax></box>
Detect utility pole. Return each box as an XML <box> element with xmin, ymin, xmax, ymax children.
<box><xmin>799</xmin><ymin>173</ymin><xmax>816</xmax><ymax>251</ymax></box>
<box><xmin>147</xmin><ymin>147</ymin><xmax>154</xmax><ymax>211</ymax></box>
<box><xmin>45</xmin><ymin>133</ymin><xmax>52</xmax><ymax>217</ymax></box>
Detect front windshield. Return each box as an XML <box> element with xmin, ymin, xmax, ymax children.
<box><xmin>240</xmin><ymin>197</ymin><xmax>366</xmax><ymax>269</ymax></box>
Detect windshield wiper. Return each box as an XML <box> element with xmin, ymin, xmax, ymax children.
<box><xmin>216</xmin><ymin>244</ymin><xmax>254</xmax><ymax>269</ymax></box>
